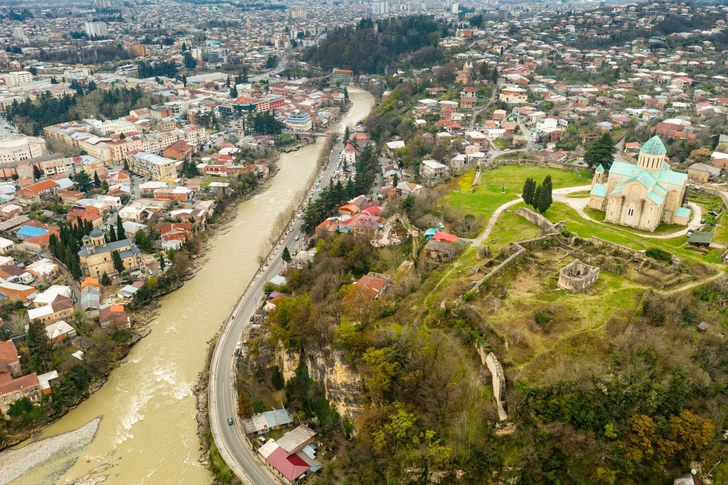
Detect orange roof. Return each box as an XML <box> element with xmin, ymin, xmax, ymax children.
<box><xmin>339</xmin><ymin>203</ymin><xmax>359</xmax><ymax>214</ymax></box>
<box><xmin>23</xmin><ymin>180</ymin><xmax>59</xmax><ymax>194</ymax></box>
<box><xmin>0</xmin><ymin>341</ymin><xmax>19</xmax><ymax>365</ymax></box>
<box><xmin>344</xmin><ymin>140</ymin><xmax>356</xmax><ymax>152</ymax></box>
<box><xmin>81</xmin><ymin>277</ymin><xmax>99</xmax><ymax>289</ymax></box>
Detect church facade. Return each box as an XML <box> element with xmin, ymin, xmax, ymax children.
<box><xmin>588</xmin><ymin>135</ymin><xmax>690</xmax><ymax>232</ymax></box>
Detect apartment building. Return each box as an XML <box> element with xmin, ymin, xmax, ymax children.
<box><xmin>2</xmin><ymin>71</ymin><xmax>33</xmax><ymax>88</ymax></box>
<box><xmin>129</xmin><ymin>152</ymin><xmax>178</xmax><ymax>180</ymax></box>
<box><xmin>0</xmin><ymin>135</ymin><xmax>47</xmax><ymax>165</ymax></box>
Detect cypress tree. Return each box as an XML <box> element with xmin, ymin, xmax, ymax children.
<box><xmin>117</xmin><ymin>217</ymin><xmax>126</xmax><ymax>240</ymax></box>
<box><xmin>532</xmin><ymin>185</ymin><xmax>542</xmax><ymax>211</ymax></box>
<box><xmin>537</xmin><ymin>175</ymin><xmax>553</xmax><ymax>214</ymax></box>
<box><xmin>27</xmin><ymin>321</ymin><xmax>52</xmax><ymax>373</ymax></box>
<box><xmin>522</xmin><ymin>178</ymin><xmax>535</xmax><ymax>207</ymax></box>
<box><xmin>94</xmin><ymin>171</ymin><xmax>101</xmax><ymax>187</ymax></box>
<box><xmin>109</xmin><ymin>225</ymin><xmax>117</xmax><ymax>242</ymax></box>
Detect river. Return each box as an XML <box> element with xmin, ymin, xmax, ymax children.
<box><xmin>6</xmin><ymin>88</ymin><xmax>375</xmax><ymax>485</ymax></box>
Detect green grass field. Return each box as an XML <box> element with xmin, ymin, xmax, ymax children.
<box><xmin>447</xmin><ymin>166</ymin><xmax>587</xmax><ymax>222</ymax></box>
<box><xmin>543</xmin><ymin>202</ymin><xmax>718</xmax><ymax>264</ymax></box>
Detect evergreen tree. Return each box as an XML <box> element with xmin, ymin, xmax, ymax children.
<box><xmin>101</xmin><ymin>272</ymin><xmax>111</xmax><ymax>286</ymax></box>
<box><xmin>230</xmin><ymin>85</ymin><xmax>238</xmax><ymax>99</ymax></box>
<box><xmin>537</xmin><ymin>175</ymin><xmax>553</xmax><ymax>214</ymax></box>
<box><xmin>282</xmin><ymin>247</ymin><xmax>292</xmax><ymax>263</ymax></box>
<box><xmin>344</xmin><ymin>86</ymin><xmax>349</xmax><ymax>101</ymax></box>
<box><xmin>159</xmin><ymin>254</ymin><xmax>165</xmax><ymax>270</ymax></box>
<box><xmin>532</xmin><ymin>185</ymin><xmax>542</xmax><ymax>211</ymax></box>
<box><xmin>108</xmin><ymin>225</ymin><xmax>117</xmax><ymax>242</ymax></box>
<box><xmin>181</xmin><ymin>42</ymin><xmax>187</xmax><ymax>52</ymax></box>
<box><xmin>522</xmin><ymin>178</ymin><xmax>535</xmax><ymax>207</ymax></box>
<box><xmin>27</xmin><ymin>321</ymin><xmax>52</xmax><ymax>373</ymax></box>
<box><xmin>123</xmin><ymin>159</ymin><xmax>130</xmax><ymax>171</ymax></box>
<box><xmin>344</xmin><ymin>125</ymin><xmax>350</xmax><ymax>142</ymax></box>
<box><xmin>584</xmin><ymin>132</ymin><xmax>617</xmax><ymax>171</ymax></box>
<box><xmin>93</xmin><ymin>171</ymin><xmax>101</xmax><ymax>187</ymax></box>
<box><xmin>32</xmin><ymin>164</ymin><xmax>42</xmax><ymax>181</ymax></box>
<box><xmin>74</xmin><ymin>171</ymin><xmax>92</xmax><ymax>192</ymax></box>
<box><xmin>111</xmin><ymin>250</ymin><xmax>124</xmax><ymax>274</ymax></box>
<box><xmin>117</xmin><ymin>217</ymin><xmax>126</xmax><ymax>240</ymax></box>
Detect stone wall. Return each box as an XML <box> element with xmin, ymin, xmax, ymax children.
<box><xmin>517</xmin><ymin>207</ymin><xmax>557</xmax><ymax>232</ymax></box>
<box><xmin>475</xmin><ymin>344</ymin><xmax>508</xmax><ymax>421</ymax></box>
<box><xmin>474</xmin><ymin>243</ymin><xmax>526</xmax><ymax>291</ymax></box>
<box><xmin>558</xmin><ymin>259</ymin><xmax>600</xmax><ymax>292</ymax></box>
<box><xmin>590</xmin><ymin>236</ymin><xmax>646</xmax><ymax>258</ymax></box>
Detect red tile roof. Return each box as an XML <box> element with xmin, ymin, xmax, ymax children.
<box><xmin>0</xmin><ymin>341</ymin><xmax>19</xmax><ymax>365</ymax></box>
<box><xmin>432</xmin><ymin>231</ymin><xmax>459</xmax><ymax>243</ymax></box>
<box><xmin>266</xmin><ymin>447</ymin><xmax>310</xmax><ymax>482</ymax></box>
<box><xmin>0</xmin><ymin>372</ymin><xmax>39</xmax><ymax>395</ymax></box>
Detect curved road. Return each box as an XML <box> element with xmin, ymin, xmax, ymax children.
<box><xmin>209</xmin><ymin>138</ymin><xmax>346</xmax><ymax>485</ymax></box>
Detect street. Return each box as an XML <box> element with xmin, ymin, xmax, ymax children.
<box><xmin>208</xmin><ymin>135</ymin><xmax>345</xmax><ymax>485</ymax></box>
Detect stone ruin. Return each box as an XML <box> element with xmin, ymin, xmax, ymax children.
<box><xmin>558</xmin><ymin>259</ymin><xmax>600</xmax><ymax>292</ymax></box>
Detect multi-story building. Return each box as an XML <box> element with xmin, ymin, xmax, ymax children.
<box><xmin>286</xmin><ymin>112</ymin><xmax>312</xmax><ymax>132</ymax></box>
<box><xmin>0</xmin><ymin>135</ymin><xmax>47</xmax><ymax>165</ymax></box>
<box><xmin>420</xmin><ymin>159</ymin><xmax>449</xmax><ymax>182</ymax></box>
<box><xmin>2</xmin><ymin>71</ymin><xmax>33</xmax><ymax>88</ymax></box>
<box><xmin>0</xmin><ymin>373</ymin><xmax>41</xmax><ymax>417</ymax></box>
<box><xmin>84</xmin><ymin>21</ymin><xmax>109</xmax><ymax>38</ymax></box>
<box><xmin>129</xmin><ymin>152</ymin><xmax>178</xmax><ymax>180</ymax></box>
<box><xmin>332</xmin><ymin>69</ymin><xmax>354</xmax><ymax>85</ymax></box>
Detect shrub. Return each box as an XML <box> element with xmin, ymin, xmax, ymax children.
<box><xmin>646</xmin><ymin>247</ymin><xmax>673</xmax><ymax>263</ymax></box>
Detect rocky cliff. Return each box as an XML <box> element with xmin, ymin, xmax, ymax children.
<box><xmin>277</xmin><ymin>347</ymin><xmax>364</xmax><ymax>420</ymax></box>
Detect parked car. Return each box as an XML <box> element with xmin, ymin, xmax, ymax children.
<box><xmin>227</xmin><ymin>417</ymin><xmax>233</xmax><ymax>426</ymax></box>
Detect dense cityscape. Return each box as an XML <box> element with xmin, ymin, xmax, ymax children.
<box><xmin>0</xmin><ymin>0</ymin><xmax>728</xmax><ymax>484</ymax></box>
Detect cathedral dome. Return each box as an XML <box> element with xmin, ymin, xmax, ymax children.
<box><xmin>640</xmin><ymin>135</ymin><xmax>667</xmax><ymax>156</ymax></box>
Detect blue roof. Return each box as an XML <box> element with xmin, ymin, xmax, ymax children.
<box><xmin>590</xmin><ymin>183</ymin><xmax>607</xmax><ymax>197</ymax></box>
<box><xmin>657</xmin><ymin>168</ymin><xmax>687</xmax><ymax>186</ymax></box>
<box><xmin>609</xmin><ymin>160</ymin><xmax>639</xmax><ymax>177</ymax></box>
<box><xmin>646</xmin><ymin>190</ymin><xmax>664</xmax><ymax>205</ymax></box>
<box><xmin>596</xmin><ymin>164</ymin><xmax>604</xmax><ymax>173</ymax></box>
<box><xmin>17</xmin><ymin>226</ymin><xmax>48</xmax><ymax>238</ymax></box>
<box><xmin>675</xmin><ymin>206</ymin><xmax>691</xmax><ymax>219</ymax></box>
<box><xmin>641</xmin><ymin>135</ymin><xmax>667</xmax><ymax>155</ymax></box>
<box><xmin>425</xmin><ymin>228</ymin><xmax>438</xmax><ymax>239</ymax></box>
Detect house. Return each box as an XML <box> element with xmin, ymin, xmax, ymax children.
<box><xmin>0</xmin><ymin>341</ymin><xmax>21</xmax><ymax>379</ymax></box>
<box><xmin>28</xmin><ymin>295</ymin><xmax>74</xmax><ymax>325</ymax></box>
<box><xmin>242</xmin><ymin>409</ymin><xmax>294</xmax><ymax>435</ymax></box>
<box><xmin>45</xmin><ymin>320</ymin><xmax>77</xmax><ymax>345</ymax></box>
<box><xmin>687</xmin><ymin>163</ymin><xmax>721</xmax><ymax>184</ymax></box>
<box><xmin>0</xmin><ymin>373</ymin><xmax>41</xmax><ymax>417</ymax></box>
<box><xmin>0</xmin><ymin>237</ymin><xmax>14</xmax><ymax>254</ymax></box>
<box><xmin>343</xmin><ymin>140</ymin><xmax>356</xmax><ymax>165</ymax></box>
<box><xmin>355</xmin><ymin>272</ymin><xmax>391</xmax><ymax>300</ymax></box>
<box><xmin>385</xmin><ymin>140</ymin><xmax>405</xmax><ymax>156</ymax></box>
<box><xmin>424</xmin><ymin>239</ymin><xmax>460</xmax><ymax>263</ymax></box>
<box><xmin>18</xmin><ymin>180</ymin><xmax>60</xmax><ymax>203</ymax></box>
<box><xmin>26</xmin><ymin>258</ymin><xmax>60</xmax><ymax>281</ymax></box>
<box><xmin>33</xmin><ymin>285</ymin><xmax>72</xmax><ymax>307</ymax></box>
<box><xmin>460</xmin><ymin>96</ymin><xmax>476</xmax><ymax>109</ymax></box>
<box><xmin>420</xmin><ymin>159</ymin><xmax>448</xmax><ymax>183</ymax></box>
<box><xmin>99</xmin><ymin>304</ymin><xmax>129</xmax><ymax>329</ymax></box>
<box><xmin>80</xmin><ymin>277</ymin><xmax>100</xmax><ymax>310</ymax></box>
<box><xmin>0</xmin><ymin>281</ymin><xmax>36</xmax><ymax>301</ymax></box>
<box><xmin>258</xmin><ymin>425</ymin><xmax>320</xmax><ymax>485</ymax></box>
<box><xmin>395</xmin><ymin>181</ymin><xmax>423</xmax><ymax>197</ymax></box>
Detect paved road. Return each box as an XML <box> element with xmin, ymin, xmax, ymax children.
<box><xmin>209</xmin><ymin>136</ymin><xmax>345</xmax><ymax>485</ymax></box>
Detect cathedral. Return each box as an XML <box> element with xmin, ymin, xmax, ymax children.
<box><xmin>588</xmin><ymin>135</ymin><xmax>690</xmax><ymax>232</ymax></box>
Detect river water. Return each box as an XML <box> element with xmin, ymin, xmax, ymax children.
<box><xmin>8</xmin><ymin>88</ymin><xmax>374</xmax><ymax>485</ymax></box>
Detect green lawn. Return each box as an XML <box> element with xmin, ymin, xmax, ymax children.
<box><xmin>487</xmin><ymin>211</ymin><xmax>543</xmax><ymax>252</ymax></box>
<box><xmin>544</xmin><ymin>202</ymin><xmax>714</xmax><ymax>264</ymax></box>
<box><xmin>447</xmin><ymin>166</ymin><xmax>588</xmax><ymax>223</ymax></box>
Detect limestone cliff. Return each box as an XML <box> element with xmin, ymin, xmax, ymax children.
<box><xmin>277</xmin><ymin>347</ymin><xmax>364</xmax><ymax>420</ymax></box>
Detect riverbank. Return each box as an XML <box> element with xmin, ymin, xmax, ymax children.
<box><xmin>0</xmin><ymin>418</ymin><xmax>101</xmax><ymax>485</ymax></box>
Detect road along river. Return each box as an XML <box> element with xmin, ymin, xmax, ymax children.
<box><xmin>4</xmin><ymin>88</ymin><xmax>375</xmax><ymax>485</ymax></box>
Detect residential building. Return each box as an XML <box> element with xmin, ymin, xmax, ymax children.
<box><xmin>99</xmin><ymin>304</ymin><xmax>129</xmax><ymax>329</ymax></box>
<box><xmin>343</xmin><ymin>140</ymin><xmax>356</xmax><ymax>165</ymax></box>
<box><xmin>3</xmin><ymin>71</ymin><xmax>33</xmax><ymax>88</ymax></box>
<box><xmin>129</xmin><ymin>152</ymin><xmax>178</xmax><ymax>180</ymax></box>
<box><xmin>80</xmin><ymin>277</ymin><xmax>100</xmax><ymax>310</ymax></box>
<box><xmin>0</xmin><ymin>373</ymin><xmax>41</xmax><ymax>417</ymax></box>
<box><xmin>285</xmin><ymin>112</ymin><xmax>312</xmax><ymax>132</ymax></box>
<box><xmin>420</xmin><ymin>159</ymin><xmax>448</xmax><ymax>183</ymax></box>
<box><xmin>0</xmin><ymin>341</ymin><xmax>21</xmax><ymax>379</ymax></box>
